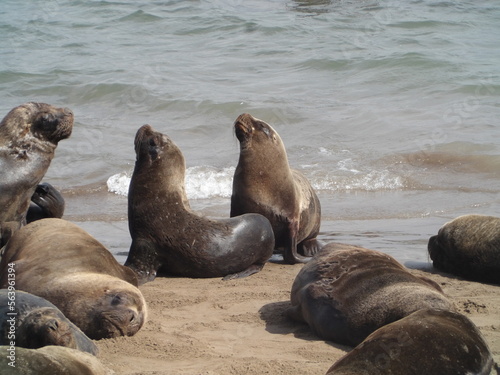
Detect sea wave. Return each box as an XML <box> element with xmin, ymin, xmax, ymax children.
<box><xmin>107</xmin><ymin>164</ymin><xmax>407</xmax><ymax>199</ymax></box>
<box><xmin>107</xmin><ymin>166</ymin><xmax>236</xmax><ymax>199</ymax></box>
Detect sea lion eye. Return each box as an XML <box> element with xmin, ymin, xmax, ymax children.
<box><xmin>262</xmin><ymin>127</ymin><xmax>270</xmax><ymax>137</ymax></box>
<box><xmin>37</xmin><ymin>113</ymin><xmax>56</xmax><ymax>129</ymax></box>
<box><xmin>111</xmin><ymin>294</ymin><xmax>123</xmax><ymax>306</ymax></box>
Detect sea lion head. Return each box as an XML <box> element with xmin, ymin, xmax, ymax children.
<box><xmin>130</xmin><ymin>124</ymin><xmax>189</xmax><ymax>208</ymax></box>
<box><xmin>85</xmin><ymin>282</ymin><xmax>148</xmax><ymax>340</ymax></box>
<box><xmin>0</xmin><ymin>102</ymin><xmax>74</xmax><ymax>148</ymax></box>
<box><xmin>234</xmin><ymin>113</ymin><xmax>285</xmax><ymax>155</ymax></box>
<box><xmin>17</xmin><ymin>307</ymin><xmax>75</xmax><ymax>349</ymax></box>
<box><xmin>133</xmin><ymin>124</ymin><xmax>185</xmax><ymax>179</ymax></box>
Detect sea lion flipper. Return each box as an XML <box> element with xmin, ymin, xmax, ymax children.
<box><xmin>222</xmin><ymin>263</ymin><xmax>265</xmax><ymax>281</ymax></box>
<box><xmin>0</xmin><ymin>221</ymin><xmax>21</xmax><ymax>248</ymax></box>
<box><xmin>298</xmin><ymin>238</ymin><xmax>323</xmax><ymax>257</ymax></box>
<box><xmin>283</xmin><ymin>221</ymin><xmax>311</xmax><ymax>265</ymax></box>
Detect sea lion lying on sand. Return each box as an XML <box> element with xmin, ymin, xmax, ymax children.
<box><xmin>288</xmin><ymin>243</ymin><xmax>454</xmax><ymax>346</ymax></box>
<box><xmin>325</xmin><ymin>309</ymin><xmax>495</xmax><ymax>375</ymax></box>
<box><xmin>428</xmin><ymin>214</ymin><xmax>500</xmax><ymax>284</ymax></box>
<box><xmin>0</xmin><ymin>290</ymin><xmax>97</xmax><ymax>355</ymax></box>
<box><xmin>0</xmin><ymin>218</ymin><xmax>147</xmax><ymax>340</ymax></box>
<box><xmin>0</xmin><ymin>345</ymin><xmax>112</xmax><ymax>375</ymax></box>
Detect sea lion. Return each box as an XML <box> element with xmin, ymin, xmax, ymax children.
<box><xmin>0</xmin><ymin>218</ymin><xmax>147</xmax><ymax>340</ymax></box>
<box><xmin>428</xmin><ymin>214</ymin><xmax>500</xmax><ymax>284</ymax></box>
<box><xmin>288</xmin><ymin>243</ymin><xmax>454</xmax><ymax>346</ymax></box>
<box><xmin>26</xmin><ymin>182</ymin><xmax>65</xmax><ymax>223</ymax></box>
<box><xmin>230</xmin><ymin>113</ymin><xmax>322</xmax><ymax>264</ymax></box>
<box><xmin>0</xmin><ymin>102</ymin><xmax>73</xmax><ymax>247</ymax></box>
<box><xmin>124</xmin><ymin>124</ymin><xmax>275</xmax><ymax>284</ymax></box>
<box><xmin>0</xmin><ymin>290</ymin><xmax>97</xmax><ymax>355</ymax></box>
<box><xmin>0</xmin><ymin>345</ymin><xmax>112</xmax><ymax>375</ymax></box>
<box><xmin>325</xmin><ymin>309</ymin><xmax>495</xmax><ymax>375</ymax></box>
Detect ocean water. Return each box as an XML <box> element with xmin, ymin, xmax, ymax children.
<box><xmin>1</xmin><ymin>0</ymin><xmax>499</xmax><ymax>266</ymax></box>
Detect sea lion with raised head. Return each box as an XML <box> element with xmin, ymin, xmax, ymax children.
<box><xmin>428</xmin><ymin>214</ymin><xmax>500</xmax><ymax>284</ymax></box>
<box><xmin>0</xmin><ymin>290</ymin><xmax>97</xmax><ymax>355</ymax></box>
<box><xmin>325</xmin><ymin>309</ymin><xmax>495</xmax><ymax>375</ymax></box>
<box><xmin>288</xmin><ymin>243</ymin><xmax>454</xmax><ymax>346</ymax></box>
<box><xmin>0</xmin><ymin>102</ymin><xmax>73</xmax><ymax>246</ymax></box>
<box><xmin>124</xmin><ymin>124</ymin><xmax>275</xmax><ymax>284</ymax></box>
<box><xmin>26</xmin><ymin>182</ymin><xmax>65</xmax><ymax>223</ymax></box>
<box><xmin>0</xmin><ymin>345</ymin><xmax>112</xmax><ymax>375</ymax></box>
<box><xmin>0</xmin><ymin>218</ymin><xmax>147</xmax><ymax>340</ymax></box>
<box><xmin>230</xmin><ymin>113</ymin><xmax>322</xmax><ymax>264</ymax></box>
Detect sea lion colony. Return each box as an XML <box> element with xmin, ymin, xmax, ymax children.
<box><xmin>0</xmin><ymin>103</ymin><xmax>498</xmax><ymax>374</ymax></box>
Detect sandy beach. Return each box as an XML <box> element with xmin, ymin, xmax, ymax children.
<box><xmin>96</xmin><ymin>260</ymin><xmax>500</xmax><ymax>375</ymax></box>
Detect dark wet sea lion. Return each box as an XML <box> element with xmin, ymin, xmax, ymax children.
<box><xmin>0</xmin><ymin>218</ymin><xmax>147</xmax><ymax>340</ymax></box>
<box><xmin>325</xmin><ymin>309</ymin><xmax>495</xmax><ymax>375</ymax></box>
<box><xmin>26</xmin><ymin>182</ymin><xmax>65</xmax><ymax>223</ymax></box>
<box><xmin>230</xmin><ymin>113</ymin><xmax>322</xmax><ymax>264</ymax></box>
<box><xmin>428</xmin><ymin>214</ymin><xmax>500</xmax><ymax>284</ymax></box>
<box><xmin>0</xmin><ymin>102</ymin><xmax>73</xmax><ymax>247</ymax></box>
<box><xmin>0</xmin><ymin>345</ymin><xmax>111</xmax><ymax>375</ymax></box>
<box><xmin>124</xmin><ymin>124</ymin><xmax>275</xmax><ymax>284</ymax></box>
<box><xmin>0</xmin><ymin>290</ymin><xmax>97</xmax><ymax>355</ymax></box>
<box><xmin>288</xmin><ymin>243</ymin><xmax>454</xmax><ymax>346</ymax></box>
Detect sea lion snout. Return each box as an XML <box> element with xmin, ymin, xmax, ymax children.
<box><xmin>234</xmin><ymin>114</ymin><xmax>253</xmax><ymax>142</ymax></box>
<box><xmin>63</xmin><ymin>107</ymin><xmax>73</xmax><ymax>116</ymax></box>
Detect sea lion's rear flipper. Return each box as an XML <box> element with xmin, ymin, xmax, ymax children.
<box><xmin>222</xmin><ymin>263</ymin><xmax>266</xmax><ymax>281</ymax></box>
<box><xmin>283</xmin><ymin>221</ymin><xmax>311</xmax><ymax>264</ymax></box>
<box><xmin>298</xmin><ymin>238</ymin><xmax>323</xmax><ymax>257</ymax></box>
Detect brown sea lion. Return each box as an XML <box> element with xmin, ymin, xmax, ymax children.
<box><xmin>288</xmin><ymin>243</ymin><xmax>454</xmax><ymax>346</ymax></box>
<box><xmin>0</xmin><ymin>102</ymin><xmax>73</xmax><ymax>247</ymax></box>
<box><xmin>325</xmin><ymin>309</ymin><xmax>495</xmax><ymax>375</ymax></box>
<box><xmin>0</xmin><ymin>345</ymin><xmax>112</xmax><ymax>375</ymax></box>
<box><xmin>428</xmin><ymin>214</ymin><xmax>500</xmax><ymax>284</ymax></box>
<box><xmin>26</xmin><ymin>182</ymin><xmax>65</xmax><ymax>223</ymax></box>
<box><xmin>124</xmin><ymin>124</ymin><xmax>275</xmax><ymax>284</ymax></box>
<box><xmin>0</xmin><ymin>218</ymin><xmax>147</xmax><ymax>340</ymax></box>
<box><xmin>0</xmin><ymin>290</ymin><xmax>97</xmax><ymax>355</ymax></box>
<box><xmin>230</xmin><ymin>113</ymin><xmax>322</xmax><ymax>264</ymax></box>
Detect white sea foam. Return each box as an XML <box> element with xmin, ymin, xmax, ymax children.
<box><xmin>107</xmin><ymin>172</ymin><xmax>131</xmax><ymax>196</ymax></box>
<box><xmin>106</xmin><ymin>166</ymin><xmax>235</xmax><ymax>199</ymax></box>
<box><xmin>185</xmin><ymin>166</ymin><xmax>235</xmax><ymax>199</ymax></box>
<box><xmin>107</xmin><ymin>165</ymin><xmax>405</xmax><ymax>198</ymax></box>
<box><xmin>310</xmin><ymin>170</ymin><xmax>405</xmax><ymax>192</ymax></box>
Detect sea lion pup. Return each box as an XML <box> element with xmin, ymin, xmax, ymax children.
<box><xmin>325</xmin><ymin>309</ymin><xmax>495</xmax><ymax>375</ymax></box>
<box><xmin>230</xmin><ymin>113</ymin><xmax>322</xmax><ymax>264</ymax></box>
<box><xmin>0</xmin><ymin>290</ymin><xmax>97</xmax><ymax>355</ymax></box>
<box><xmin>26</xmin><ymin>182</ymin><xmax>65</xmax><ymax>223</ymax></box>
<box><xmin>0</xmin><ymin>218</ymin><xmax>148</xmax><ymax>340</ymax></box>
<box><xmin>428</xmin><ymin>214</ymin><xmax>500</xmax><ymax>284</ymax></box>
<box><xmin>288</xmin><ymin>243</ymin><xmax>454</xmax><ymax>346</ymax></box>
<box><xmin>124</xmin><ymin>124</ymin><xmax>275</xmax><ymax>284</ymax></box>
<box><xmin>0</xmin><ymin>345</ymin><xmax>112</xmax><ymax>375</ymax></box>
<box><xmin>0</xmin><ymin>102</ymin><xmax>73</xmax><ymax>247</ymax></box>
